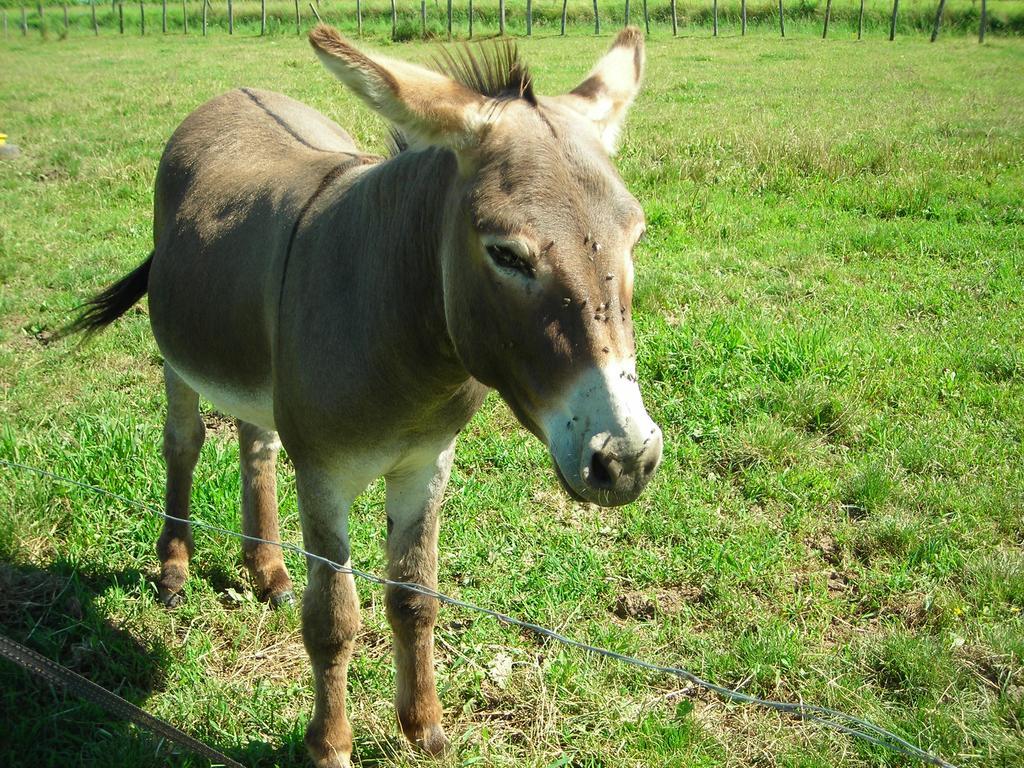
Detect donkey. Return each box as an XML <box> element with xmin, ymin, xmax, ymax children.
<box><xmin>64</xmin><ymin>24</ymin><xmax>662</xmax><ymax>767</ymax></box>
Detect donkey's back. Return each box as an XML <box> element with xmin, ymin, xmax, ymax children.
<box><xmin>149</xmin><ymin>88</ymin><xmax>375</xmax><ymax>429</ymax></box>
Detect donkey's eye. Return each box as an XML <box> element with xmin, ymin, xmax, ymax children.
<box><xmin>486</xmin><ymin>243</ymin><xmax>535</xmax><ymax>277</ymax></box>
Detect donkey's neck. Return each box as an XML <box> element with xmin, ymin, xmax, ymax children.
<box><xmin>278</xmin><ymin>145</ymin><xmax>484</xmax><ymax>445</ymax></box>
<box><xmin>347</xmin><ymin>146</ymin><xmax>464</xmax><ymax>380</ymax></box>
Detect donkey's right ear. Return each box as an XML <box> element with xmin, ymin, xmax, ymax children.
<box><xmin>309</xmin><ymin>25</ymin><xmax>488</xmax><ymax>151</ymax></box>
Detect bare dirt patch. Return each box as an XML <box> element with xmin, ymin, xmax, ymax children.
<box><xmin>612</xmin><ymin>584</ymin><xmax>707</xmax><ymax>621</ymax></box>
<box><xmin>805</xmin><ymin>533</ymin><xmax>843</xmax><ymax>566</ymax></box>
<box><xmin>202</xmin><ymin>409</ymin><xmax>235</xmax><ymax>439</ymax></box>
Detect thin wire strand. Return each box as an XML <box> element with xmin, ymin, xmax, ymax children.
<box><xmin>0</xmin><ymin>457</ymin><xmax>957</xmax><ymax>768</ymax></box>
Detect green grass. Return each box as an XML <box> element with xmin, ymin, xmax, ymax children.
<box><xmin>1</xmin><ymin>26</ymin><xmax>1023</xmax><ymax>768</ymax></box>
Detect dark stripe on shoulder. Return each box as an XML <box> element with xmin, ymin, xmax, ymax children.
<box><xmin>277</xmin><ymin>155</ymin><xmax>374</xmax><ymax>318</ymax></box>
<box><xmin>537</xmin><ymin>107</ymin><xmax>559</xmax><ymax>140</ymax></box>
<box><xmin>240</xmin><ymin>87</ymin><xmax>336</xmax><ymax>154</ymax></box>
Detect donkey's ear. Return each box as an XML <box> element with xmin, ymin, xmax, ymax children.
<box><xmin>309</xmin><ymin>25</ymin><xmax>488</xmax><ymax>150</ymax></box>
<box><xmin>556</xmin><ymin>26</ymin><xmax>645</xmax><ymax>154</ymax></box>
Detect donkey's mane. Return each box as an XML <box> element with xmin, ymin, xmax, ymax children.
<box><xmin>388</xmin><ymin>40</ymin><xmax>535</xmax><ymax>157</ymax></box>
<box><xmin>386</xmin><ymin>126</ymin><xmax>410</xmax><ymax>157</ymax></box>
<box><xmin>434</xmin><ymin>40</ymin><xmax>536</xmax><ymax>106</ymax></box>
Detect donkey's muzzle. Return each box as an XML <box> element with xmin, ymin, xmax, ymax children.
<box><xmin>541</xmin><ymin>363</ymin><xmax>663</xmax><ymax>508</ymax></box>
<box><xmin>580</xmin><ymin>426</ymin><xmax>662</xmax><ymax>505</ymax></box>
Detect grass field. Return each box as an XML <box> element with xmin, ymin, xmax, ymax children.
<box><xmin>4</xmin><ymin>0</ymin><xmax>1024</xmax><ymax>39</ymax></box>
<box><xmin>1</xmin><ymin>24</ymin><xmax>1023</xmax><ymax>768</ymax></box>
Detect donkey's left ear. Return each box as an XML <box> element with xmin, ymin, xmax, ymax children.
<box><xmin>555</xmin><ymin>26</ymin><xmax>645</xmax><ymax>154</ymax></box>
<box><xmin>309</xmin><ymin>24</ymin><xmax>488</xmax><ymax>151</ymax></box>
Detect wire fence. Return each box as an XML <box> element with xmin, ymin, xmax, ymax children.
<box><xmin>0</xmin><ymin>456</ymin><xmax>959</xmax><ymax>767</ymax></box>
<box><xmin>1</xmin><ymin>0</ymin><xmax>1018</xmax><ymax>42</ymax></box>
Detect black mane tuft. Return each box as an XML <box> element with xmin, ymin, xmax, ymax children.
<box><xmin>434</xmin><ymin>39</ymin><xmax>536</xmax><ymax>105</ymax></box>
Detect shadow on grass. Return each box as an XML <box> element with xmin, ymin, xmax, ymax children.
<box><xmin>0</xmin><ymin>558</ymin><xmax>247</xmax><ymax>767</ymax></box>
<box><xmin>0</xmin><ymin>558</ymin><xmax>410</xmax><ymax>767</ymax></box>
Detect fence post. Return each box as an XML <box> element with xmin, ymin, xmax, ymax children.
<box><xmin>593</xmin><ymin>0</ymin><xmax>599</xmax><ymax>35</ymax></box>
<box><xmin>182</xmin><ymin>0</ymin><xmax>187</xmax><ymax>34</ymax></box>
<box><xmin>499</xmin><ymin>0</ymin><xmax>505</xmax><ymax>35</ymax></box>
<box><xmin>672</xmin><ymin>0</ymin><xmax>677</xmax><ymax>35</ymax></box>
<box><xmin>420</xmin><ymin>0</ymin><xmax>425</xmax><ymax>38</ymax></box>
<box><xmin>21</xmin><ymin>6</ymin><xmax>27</xmax><ymax>35</ymax></box>
<box><xmin>228</xmin><ymin>0</ymin><xmax>233</xmax><ymax>34</ymax></box>
<box><xmin>63</xmin><ymin>3</ymin><xmax>69</xmax><ymax>32</ymax></box>
<box><xmin>560</xmin><ymin>0</ymin><xmax>567</xmax><ymax>35</ymax></box>
<box><xmin>625</xmin><ymin>0</ymin><xmax>630</xmax><ymax>25</ymax></box>
<box><xmin>119</xmin><ymin>2</ymin><xmax>124</xmax><ymax>34</ymax></box>
<box><xmin>889</xmin><ymin>0</ymin><xmax>898</xmax><ymax>40</ymax></box>
<box><xmin>446</xmin><ymin>0</ymin><xmax>451</xmax><ymax>39</ymax></box>
<box><xmin>389</xmin><ymin>0</ymin><xmax>395</xmax><ymax>40</ymax></box>
<box><xmin>261</xmin><ymin>0</ymin><xmax>266</xmax><ymax>34</ymax></box>
<box><xmin>858</xmin><ymin>0</ymin><xmax>864</xmax><ymax>38</ymax></box>
<box><xmin>294</xmin><ymin>0</ymin><xmax>299</xmax><ymax>34</ymax></box>
<box><xmin>778</xmin><ymin>0</ymin><xmax>784</xmax><ymax>37</ymax></box>
<box><xmin>162</xmin><ymin>0</ymin><xmax>166</xmax><ymax>31</ymax></box>
<box><xmin>356</xmin><ymin>0</ymin><xmax>361</xmax><ymax>37</ymax></box>
<box><xmin>822</xmin><ymin>0</ymin><xmax>831</xmax><ymax>37</ymax></box>
<box><xmin>741</xmin><ymin>0</ymin><xmax>746</xmax><ymax>35</ymax></box>
<box><xmin>203</xmin><ymin>0</ymin><xmax>208</xmax><ymax>35</ymax></box>
<box><xmin>527</xmin><ymin>0</ymin><xmax>532</xmax><ymax>35</ymax></box>
<box><xmin>712</xmin><ymin>0</ymin><xmax>717</xmax><ymax>35</ymax></box>
<box><xmin>643</xmin><ymin>0</ymin><xmax>649</xmax><ymax>35</ymax></box>
<box><xmin>140</xmin><ymin>0</ymin><xmax>145</xmax><ymax>34</ymax></box>
<box><xmin>36</xmin><ymin>1</ymin><xmax>42</xmax><ymax>29</ymax></box>
<box><xmin>467</xmin><ymin>0</ymin><xmax>471</xmax><ymax>38</ymax></box>
<box><xmin>930</xmin><ymin>0</ymin><xmax>945</xmax><ymax>41</ymax></box>
<box><xmin>979</xmin><ymin>0</ymin><xmax>986</xmax><ymax>42</ymax></box>
<box><xmin>91</xmin><ymin>0</ymin><xmax>98</xmax><ymax>34</ymax></box>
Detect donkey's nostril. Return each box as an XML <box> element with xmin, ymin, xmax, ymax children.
<box><xmin>588</xmin><ymin>451</ymin><xmax>615</xmax><ymax>489</ymax></box>
<box><xmin>642</xmin><ymin>458</ymin><xmax>657</xmax><ymax>477</ymax></box>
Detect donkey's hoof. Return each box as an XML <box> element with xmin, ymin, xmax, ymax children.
<box><xmin>312</xmin><ymin>757</ymin><xmax>351</xmax><ymax>768</ymax></box>
<box><xmin>269</xmin><ymin>590</ymin><xmax>295</xmax><ymax>609</ymax></box>
<box><xmin>156</xmin><ymin>563</ymin><xmax>188</xmax><ymax>608</ymax></box>
<box><xmin>158</xmin><ymin>588</ymin><xmax>184</xmax><ymax>609</ymax></box>
<box><xmin>305</xmin><ymin>725</ymin><xmax>353</xmax><ymax>768</ymax></box>
<box><xmin>308</xmin><ymin>750</ymin><xmax>352</xmax><ymax>768</ymax></box>
<box><xmin>416</xmin><ymin>723</ymin><xmax>449</xmax><ymax>756</ymax></box>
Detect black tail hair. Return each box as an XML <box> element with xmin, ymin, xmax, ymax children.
<box><xmin>56</xmin><ymin>252</ymin><xmax>154</xmax><ymax>341</ymax></box>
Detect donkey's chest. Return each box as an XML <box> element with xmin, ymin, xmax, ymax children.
<box><xmin>272</xmin><ymin>365</ymin><xmax>488</xmax><ymax>464</ymax></box>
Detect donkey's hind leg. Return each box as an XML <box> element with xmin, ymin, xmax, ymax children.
<box><xmin>156</xmin><ymin>364</ymin><xmax>205</xmax><ymax>607</ymax></box>
<box><xmin>237</xmin><ymin>419</ymin><xmax>294</xmax><ymax>607</ymax></box>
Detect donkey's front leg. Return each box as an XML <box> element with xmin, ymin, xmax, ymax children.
<box><xmin>384</xmin><ymin>441</ymin><xmax>456</xmax><ymax>755</ymax></box>
<box><xmin>295</xmin><ymin>465</ymin><xmax>362</xmax><ymax>768</ymax></box>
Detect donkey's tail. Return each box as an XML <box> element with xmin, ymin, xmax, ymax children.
<box><xmin>56</xmin><ymin>252</ymin><xmax>154</xmax><ymax>340</ymax></box>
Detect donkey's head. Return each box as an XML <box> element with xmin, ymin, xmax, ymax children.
<box><xmin>310</xmin><ymin>25</ymin><xmax>661</xmax><ymax>506</ymax></box>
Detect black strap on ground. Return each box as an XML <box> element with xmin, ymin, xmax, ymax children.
<box><xmin>0</xmin><ymin>633</ymin><xmax>244</xmax><ymax>768</ymax></box>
